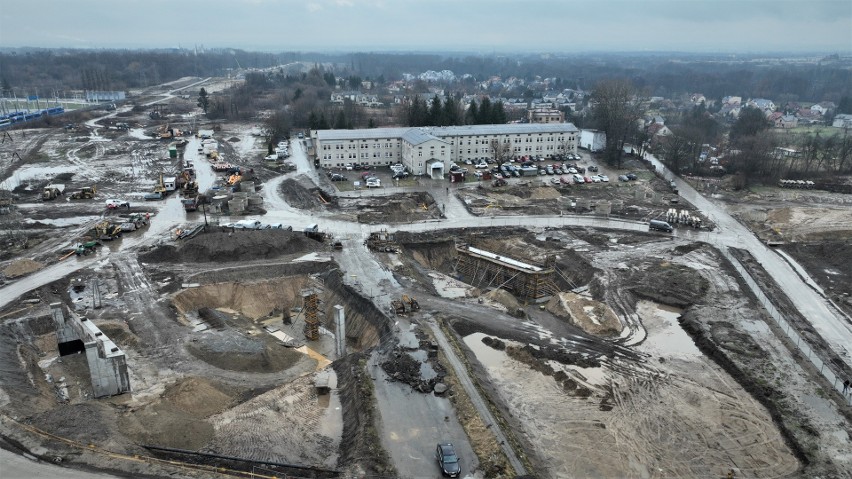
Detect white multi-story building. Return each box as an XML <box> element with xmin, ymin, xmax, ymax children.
<box><xmin>312</xmin><ymin>123</ymin><xmax>579</xmax><ymax>179</ymax></box>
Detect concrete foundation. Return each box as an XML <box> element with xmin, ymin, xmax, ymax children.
<box><xmin>50</xmin><ymin>303</ymin><xmax>131</xmax><ymax>398</ymax></box>
<box><xmin>334</xmin><ymin>305</ymin><xmax>346</xmax><ymax>357</ymax></box>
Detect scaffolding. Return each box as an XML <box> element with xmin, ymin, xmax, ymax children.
<box><xmin>302</xmin><ymin>289</ymin><xmax>320</xmax><ymax>341</ymax></box>
<box><xmin>454</xmin><ymin>244</ymin><xmax>557</xmax><ymax>301</ymax></box>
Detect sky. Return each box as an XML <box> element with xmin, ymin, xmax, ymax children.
<box><xmin>1</xmin><ymin>0</ymin><xmax>850</xmax><ymax>53</ymax></box>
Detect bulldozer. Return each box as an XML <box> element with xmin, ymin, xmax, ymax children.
<box><xmin>70</xmin><ymin>186</ymin><xmax>97</xmax><ymax>200</ymax></box>
<box><xmin>402</xmin><ymin>294</ymin><xmax>420</xmax><ymax>312</ymax></box>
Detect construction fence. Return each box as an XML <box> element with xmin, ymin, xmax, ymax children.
<box><xmin>722</xmin><ymin>248</ymin><xmax>852</xmax><ymax>405</ymax></box>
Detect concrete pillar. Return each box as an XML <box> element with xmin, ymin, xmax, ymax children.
<box><xmin>334</xmin><ymin>305</ymin><xmax>346</xmax><ymax>357</ymax></box>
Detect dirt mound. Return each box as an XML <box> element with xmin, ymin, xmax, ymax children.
<box><xmin>627</xmin><ymin>261</ymin><xmax>709</xmax><ymax>307</ymax></box>
<box><xmin>2</xmin><ymin>258</ymin><xmax>44</xmax><ymax>278</ymax></box>
<box><xmin>484</xmin><ymin>288</ymin><xmax>520</xmax><ymax>311</ymax></box>
<box><xmin>97</xmin><ymin>321</ymin><xmax>139</xmax><ymax>349</ymax></box>
<box><xmin>141</xmin><ymin>230</ymin><xmax>317</xmax><ymax>264</ymax></box>
<box><xmin>347</xmin><ymin>191</ymin><xmax>440</xmax><ymax>224</ymax></box>
<box><xmin>280</xmin><ymin>177</ymin><xmax>325</xmax><ymax>211</ymax></box>
<box><xmin>546</xmin><ymin>292</ymin><xmax>622</xmax><ymax>336</ymax></box>
<box><xmin>161</xmin><ymin>377</ymin><xmax>241</xmax><ymax>418</ymax></box>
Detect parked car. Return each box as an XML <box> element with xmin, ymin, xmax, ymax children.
<box><xmin>573</xmin><ymin>174</ymin><xmax>585</xmax><ymax>184</ymax></box>
<box><xmin>105</xmin><ymin>199</ymin><xmax>130</xmax><ymax>209</ymax></box>
<box><xmin>583</xmin><ymin>176</ymin><xmax>592</xmax><ymax>183</ymax></box>
<box><xmin>618</xmin><ymin>175</ymin><xmax>629</xmax><ymax>182</ymax></box>
<box><xmin>560</xmin><ymin>176</ymin><xmax>571</xmax><ymax>184</ymax></box>
<box><xmin>436</xmin><ymin>443</ymin><xmax>461</xmax><ymax>477</ymax></box>
<box><xmin>344</xmin><ymin>163</ymin><xmax>354</xmax><ymax>170</ymax></box>
<box><xmin>475</xmin><ymin>161</ymin><xmax>488</xmax><ymax>169</ymax></box>
<box><xmin>627</xmin><ymin>173</ymin><xmax>638</xmax><ymax>180</ymax></box>
<box><xmin>599</xmin><ymin>175</ymin><xmax>609</xmax><ymax>182</ymax></box>
<box><xmin>265</xmin><ymin>153</ymin><xmax>278</xmax><ymax>161</ymax></box>
<box><xmin>330</xmin><ymin>174</ymin><xmax>348</xmax><ymax>182</ymax></box>
<box><xmin>588</xmin><ymin>165</ymin><xmax>599</xmax><ymax>172</ymax></box>
<box><xmin>591</xmin><ymin>175</ymin><xmax>602</xmax><ymax>183</ymax></box>
<box><xmin>393</xmin><ymin>171</ymin><xmax>410</xmax><ymax>179</ymax></box>
<box><xmin>649</xmin><ymin>219</ymin><xmax>674</xmax><ymax>232</ymax></box>
<box><xmin>493</xmin><ymin>178</ymin><xmax>507</xmax><ymax>187</ymax></box>
<box><xmin>229</xmin><ymin>220</ymin><xmax>262</xmax><ymax>230</ymax></box>
<box><xmin>550</xmin><ymin>177</ymin><xmax>561</xmax><ymax>185</ymax></box>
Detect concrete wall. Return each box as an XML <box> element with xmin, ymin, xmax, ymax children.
<box><xmin>50</xmin><ymin>303</ymin><xmax>131</xmax><ymax>398</ymax></box>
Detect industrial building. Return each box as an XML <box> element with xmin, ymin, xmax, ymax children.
<box><xmin>312</xmin><ymin>123</ymin><xmax>579</xmax><ymax>178</ymax></box>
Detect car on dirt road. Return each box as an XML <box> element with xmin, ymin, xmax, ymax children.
<box><xmin>105</xmin><ymin>199</ymin><xmax>130</xmax><ymax>209</ymax></box>
<box><xmin>627</xmin><ymin>173</ymin><xmax>638</xmax><ymax>180</ymax></box>
<box><xmin>435</xmin><ymin>442</ymin><xmax>461</xmax><ymax>477</ymax></box>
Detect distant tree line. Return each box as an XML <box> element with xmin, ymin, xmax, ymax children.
<box><xmin>3</xmin><ymin>49</ymin><xmax>849</xmax><ymax>107</ymax></box>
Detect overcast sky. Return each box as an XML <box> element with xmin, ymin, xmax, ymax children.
<box><xmin>1</xmin><ymin>0</ymin><xmax>850</xmax><ymax>53</ymax></box>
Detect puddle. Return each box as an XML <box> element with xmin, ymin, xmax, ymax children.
<box><xmin>1</xmin><ymin>165</ymin><xmax>80</xmax><ymax>190</ymax></box>
<box><xmin>636</xmin><ymin>300</ymin><xmax>700</xmax><ymax>359</ymax></box>
<box><xmin>463</xmin><ymin>332</ymin><xmax>510</xmax><ymax>368</ymax></box>
<box><xmin>26</xmin><ymin>215</ymin><xmax>102</xmax><ymax>227</ymax></box>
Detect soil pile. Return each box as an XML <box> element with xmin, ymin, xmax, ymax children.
<box><xmin>140</xmin><ymin>230</ymin><xmax>317</xmax><ymax>263</ymax></box>
<box><xmin>2</xmin><ymin>258</ymin><xmax>44</xmax><ymax>278</ymax></box>
<box><xmin>484</xmin><ymin>288</ymin><xmax>520</xmax><ymax>312</ymax></box>
<box><xmin>161</xmin><ymin>377</ymin><xmax>242</xmax><ymax>418</ymax></box>
<box><xmin>627</xmin><ymin>261</ymin><xmax>709</xmax><ymax>307</ymax></box>
<box><xmin>546</xmin><ymin>292</ymin><xmax>622</xmax><ymax>336</ymax></box>
<box><xmin>349</xmin><ymin>192</ymin><xmax>440</xmax><ymax>224</ymax></box>
<box><xmin>280</xmin><ymin>177</ymin><xmax>328</xmax><ymax>210</ymax></box>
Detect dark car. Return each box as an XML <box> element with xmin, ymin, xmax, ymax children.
<box><xmin>436</xmin><ymin>443</ymin><xmax>460</xmax><ymax>477</ymax></box>
<box><xmin>588</xmin><ymin>165</ymin><xmax>599</xmax><ymax>172</ymax></box>
<box><xmin>627</xmin><ymin>173</ymin><xmax>638</xmax><ymax>180</ymax></box>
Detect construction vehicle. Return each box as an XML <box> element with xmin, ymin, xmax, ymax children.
<box><xmin>42</xmin><ymin>184</ymin><xmax>65</xmax><ymax>201</ymax></box>
<box><xmin>75</xmin><ymin>241</ymin><xmax>99</xmax><ymax>256</ymax></box>
<box><xmin>181</xmin><ymin>197</ymin><xmax>199</xmax><ymax>212</ymax></box>
<box><xmin>92</xmin><ymin>221</ymin><xmax>122</xmax><ymax>241</ymax></box>
<box><xmin>391</xmin><ymin>300</ymin><xmax>406</xmax><ymax>316</ymax></box>
<box><xmin>402</xmin><ymin>294</ymin><xmax>420</xmax><ymax>312</ymax></box>
<box><xmin>70</xmin><ymin>186</ymin><xmax>97</xmax><ymax>200</ymax></box>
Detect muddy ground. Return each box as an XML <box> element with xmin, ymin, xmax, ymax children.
<box><xmin>2</xmin><ymin>97</ymin><xmax>851</xmax><ymax>479</ymax></box>
<box><xmin>385</xmin><ymin>228</ymin><xmax>851</xmax><ymax>478</ymax></box>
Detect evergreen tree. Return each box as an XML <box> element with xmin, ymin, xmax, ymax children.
<box><xmin>308</xmin><ymin>111</ymin><xmax>318</xmax><ymax>130</ymax></box>
<box><xmin>465</xmin><ymin>101</ymin><xmax>478</xmax><ymax>125</ymax></box>
<box><xmin>317</xmin><ymin>113</ymin><xmax>330</xmax><ymax>130</ymax></box>
<box><xmin>492</xmin><ymin>101</ymin><xmax>507</xmax><ymax>124</ymax></box>
<box><xmin>197</xmin><ymin>87</ymin><xmax>209</xmax><ymax>113</ymax></box>
<box><xmin>334</xmin><ymin>110</ymin><xmax>347</xmax><ymax>129</ymax></box>
<box><xmin>443</xmin><ymin>96</ymin><xmax>460</xmax><ymax>126</ymax></box>
<box><xmin>478</xmin><ymin>97</ymin><xmax>492</xmax><ymax>124</ymax></box>
<box><xmin>429</xmin><ymin>95</ymin><xmax>443</xmax><ymax>126</ymax></box>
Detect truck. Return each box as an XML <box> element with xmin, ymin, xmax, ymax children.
<box><xmin>70</xmin><ymin>186</ymin><xmax>97</xmax><ymax>200</ymax></box>
<box><xmin>42</xmin><ymin>184</ymin><xmax>66</xmax><ymax>201</ymax></box>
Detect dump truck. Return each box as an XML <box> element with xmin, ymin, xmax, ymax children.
<box><xmin>70</xmin><ymin>186</ymin><xmax>97</xmax><ymax>200</ymax></box>
<box><xmin>42</xmin><ymin>184</ymin><xmax>65</xmax><ymax>201</ymax></box>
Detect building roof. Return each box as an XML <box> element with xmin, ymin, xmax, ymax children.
<box><xmin>401</xmin><ymin>129</ymin><xmax>448</xmax><ymax>146</ymax></box>
<box><xmin>315</xmin><ymin>123</ymin><xmax>578</xmax><ymax>142</ymax></box>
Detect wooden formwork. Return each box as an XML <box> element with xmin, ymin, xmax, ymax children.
<box><xmin>453</xmin><ymin>244</ymin><xmax>557</xmax><ymax>301</ymax></box>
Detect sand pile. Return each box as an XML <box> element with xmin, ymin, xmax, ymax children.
<box><xmin>547</xmin><ymin>292</ymin><xmax>622</xmax><ymax>336</ymax></box>
<box><xmin>3</xmin><ymin>258</ymin><xmax>44</xmax><ymax>278</ymax></box>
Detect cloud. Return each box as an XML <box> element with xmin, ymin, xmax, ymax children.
<box><xmin>306</xmin><ymin>2</ymin><xmax>323</xmax><ymax>12</ymax></box>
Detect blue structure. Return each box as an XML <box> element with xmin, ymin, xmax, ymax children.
<box><xmin>0</xmin><ymin>106</ymin><xmax>65</xmax><ymax>129</ymax></box>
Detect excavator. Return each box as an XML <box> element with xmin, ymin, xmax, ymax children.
<box><xmin>402</xmin><ymin>294</ymin><xmax>420</xmax><ymax>312</ymax></box>
<box><xmin>92</xmin><ymin>220</ymin><xmax>122</xmax><ymax>241</ymax></box>
<box><xmin>70</xmin><ymin>186</ymin><xmax>97</xmax><ymax>200</ymax></box>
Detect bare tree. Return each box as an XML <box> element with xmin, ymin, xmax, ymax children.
<box><xmin>490</xmin><ymin>138</ymin><xmax>512</xmax><ymax>167</ymax></box>
<box><xmin>591</xmin><ymin>79</ymin><xmax>646</xmax><ymax>168</ymax></box>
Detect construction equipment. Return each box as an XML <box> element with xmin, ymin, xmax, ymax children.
<box><xmin>402</xmin><ymin>294</ymin><xmax>420</xmax><ymax>312</ymax></box>
<box><xmin>70</xmin><ymin>186</ymin><xmax>97</xmax><ymax>200</ymax></box>
<box><xmin>42</xmin><ymin>184</ymin><xmax>65</xmax><ymax>201</ymax></box>
<box><xmin>75</xmin><ymin>241</ymin><xmax>99</xmax><ymax>256</ymax></box>
<box><xmin>181</xmin><ymin>197</ymin><xmax>199</xmax><ymax>212</ymax></box>
<box><xmin>92</xmin><ymin>221</ymin><xmax>122</xmax><ymax>241</ymax></box>
<box><xmin>391</xmin><ymin>300</ymin><xmax>406</xmax><ymax>315</ymax></box>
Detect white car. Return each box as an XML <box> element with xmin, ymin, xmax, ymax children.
<box><xmin>345</xmin><ymin>163</ymin><xmax>354</xmax><ymax>170</ymax></box>
<box><xmin>475</xmin><ymin>162</ymin><xmax>488</xmax><ymax>169</ymax></box>
<box><xmin>229</xmin><ymin>220</ymin><xmax>262</xmax><ymax>229</ymax></box>
<box><xmin>105</xmin><ymin>199</ymin><xmax>130</xmax><ymax>209</ymax></box>
<box><xmin>264</xmin><ymin>153</ymin><xmax>278</xmax><ymax>160</ymax></box>
<box><xmin>599</xmin><ymin>175</ymin><xmax>610</xmax><ymax>182</ymax></box>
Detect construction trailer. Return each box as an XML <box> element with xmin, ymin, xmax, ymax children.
<box><xmin>454</xmin><ymin>244</ymin><xmax>557</xmax><ymax>302</ymax></box>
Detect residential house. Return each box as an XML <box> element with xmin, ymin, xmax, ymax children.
<box><xmin>769</xmin><ymin>112</ymin><xmax>798</xmax><ymax>129</ymax></box>
<box><xmin>832</xmin><ymin>114</ymin><xmax>852</xmax><ymax>129</ymax></box>
<box><xmin>810</xmin><ymin>101</ymin><xmax>836</xmax><ymax>116</ymax></box>
<box><xmin>747</xmin><ymin>98</ymin><xmax>776</xmax><ymax>115</ymax></box>
<box><xmin>528</xmin><ymin>108</ymin><xmax>564</xmax><ymax>124</ymax></box>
